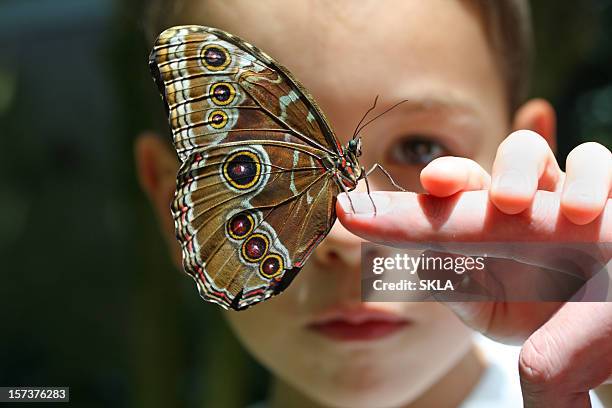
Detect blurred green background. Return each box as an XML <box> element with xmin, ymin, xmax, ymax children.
<box><xmin>0</xmin><ymin>1</ymin><xmax>610</xmax><ymax>407</ymax></box>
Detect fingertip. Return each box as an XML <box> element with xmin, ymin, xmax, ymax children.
<box><xmin>336</xmin><ymin>192</ymin><xmax>352</xmax><ymax>216</ymax></box>
<box><xmin>420</xmin><ymin>166</ymin><xmax>464</xmax><ymax>197</ymax></box>
<box><xmin>560</xmin><ymin>199</ymin><xmax>606</xmax><ymax>225</ymax></box>
<box><xmin>335</xmin><ymin>191</ymin><xmax>422</xmax><ymax>243</ymax></box>
<box><xmin>561</xmin><ymin>209</ymin><xmax>600</xmax><ymax>225</ymax></box>
<box><xmin>334</xmin><ymin>193</ymin><xmax>383</xmax><ymax>242</ymax></box>
<box><xmin>560</xmin><ymin>179</ymin><xmax>610</xmax><ymax>225</ymax></box>
<box><xmin>490</xmin><ymin>170</ymin><xmax>537</xmax><ymax>214</ymax></box>
<box><xmin>421</xmin><ymin>179</ymin><xmax>463</xmax><ymax>197</ymax></box>
<box><xmin>336</xmin><ymin>191</ymin><xmax>392</xmax><ymax>218</ymax></box>
<box><xmin>420</xmin><ymin>157</ymin><xmax>468</xmax><ymax>197</ymax></box>
<box><xmin>489</xmin><ymin>193</ymin><xmax>533</xmax><ymax>215</ymax></box>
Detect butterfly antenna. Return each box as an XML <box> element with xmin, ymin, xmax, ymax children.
<box><xmin>352</xmin><ymin>95</ymin><xmax>379</xmax><ymax>140</ymax></box>
<box><xmin>354</xmin><ymin>99</ymin><xmax>411</xmax><ymax>138</ymax></box>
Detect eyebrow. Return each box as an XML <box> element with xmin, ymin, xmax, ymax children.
<box><xmin>359</xmin><ymin>93</ymin><xmax>484</xmax><ymax>154</ymax></box>
<box><xmin>389</xmin><ymin>93</ymin><xmax>481</xmax><ymax>116</ymax></box>
<box><xmin>352</xmin><ymin>92</ymin><xmax>481</xmax><ymax>136</ymax></box>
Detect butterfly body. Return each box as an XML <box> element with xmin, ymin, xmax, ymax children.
<box><xmin>149</xmin><ymin>25</ymin><xmax>364</xmax><ymax>310</ymax></box>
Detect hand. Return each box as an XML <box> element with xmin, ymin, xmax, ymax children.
<box><xmin>337</xmin><ymin>130</ymin><xmax>612</xmax><ymax>407</ymax></box>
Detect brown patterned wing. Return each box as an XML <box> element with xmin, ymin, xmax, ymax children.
<box><xmin>149</xmin><ymin>26</ymin><xmax>343</xmax><ymax>310</ymax></box>
<box><xmin>173</xmin><ymin>140</ymin><xmax>339</xmax><ymax>310</ymax></box>
<box><xmin>149</xmin><ymin>25</ymin><xmax>342</xmax><ymax>161</ymax></box>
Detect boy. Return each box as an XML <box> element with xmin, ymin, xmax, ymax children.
<box><xmin>135</xmin><ymin>0</ymin><xmax>612</xmax><ymax>406</ymax></box>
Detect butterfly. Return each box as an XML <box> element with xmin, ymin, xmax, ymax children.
<box><xmin>149</xmin><ymin>25</ymin><xmax>403</xmax><ymax>311</ymax></box>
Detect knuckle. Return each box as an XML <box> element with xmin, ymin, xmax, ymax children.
<box><xmin>519</xmin><ymin>332</ymin><xmax>564</xmax><ymax>387</ymax></box>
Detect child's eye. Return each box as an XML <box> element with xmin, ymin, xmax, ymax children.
<box><xmin>386</xmin><ymin>136</ymin><xmax>448</xmax><ymax>165</ymax></box>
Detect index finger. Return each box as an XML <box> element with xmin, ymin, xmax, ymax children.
<box><xmin>336</xmin><ymin>190</ymin><xmax>611</xmax><ymax>245</ymax></box>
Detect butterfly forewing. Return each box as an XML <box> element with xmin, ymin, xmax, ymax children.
<box><xmin>150</xmin><ymin>25</ymin><xmax>341</xmax><ymax>160</ymax></box>
<box><xmin>150</xmin><ymin>25</ymin><xmax>342</xmax><ymax>310</ymax></box>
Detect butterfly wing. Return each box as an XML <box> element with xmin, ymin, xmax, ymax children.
<box><xmin>150</xmin><ymin>25</ymin><xmax>342</xmax><ymax>160</ymax></box>
<box><xmin>149</xmin><ymin>25</ymin><xmax>342</xmax><ymax>310</ymax></box>
<box><xmin>174</xmin><ymin>141</ymin><xmax>337</xmax><ymax>310</ymax></box>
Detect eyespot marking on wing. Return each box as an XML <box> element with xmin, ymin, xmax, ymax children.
<box><xmin>241</xmin><ymin>233</ymin><xmax>269</xmax><ymax>262</ymax></box>
<box><xmin>260</xmin><ymin>254</ymin><xmax>284</xmax><ymax>279</ymax></box>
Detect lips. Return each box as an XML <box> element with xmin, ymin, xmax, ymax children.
<box><xmin>307</xmin><ymin>306</ymin><xmax>410</xmax><ymax>341</ymax></box>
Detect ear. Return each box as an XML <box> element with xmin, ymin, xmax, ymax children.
<box><xmin>134</xmin><ymin>133</ymin><xmax>179</xmax><ymax>242</ymax></box>
<box><xmin>512</xmin><ymin>98</ymin><xmax>557</xmax><ymax>153</ymax></box>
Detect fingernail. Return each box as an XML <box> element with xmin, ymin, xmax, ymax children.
<box><xmin>493</xmin><ymin>169</ymin><xmax>530</xmax><ymax>194</ymax></box>
<box><xmin>563</xmin><ymin>181</ymin><xmax>596</xmax><ymax>205</ymax></box>
<box><xmin>337</xmin><ymin>192</ymin><xmax>391</xmax><ymax>216</ymax></box>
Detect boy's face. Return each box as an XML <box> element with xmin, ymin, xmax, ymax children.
<box><xmin>142</xmin><ymin>0</ymin><xmax>513</xmax><ymax>406</ymax></box>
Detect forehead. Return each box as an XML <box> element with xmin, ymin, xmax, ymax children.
<box><xmin>187</xmin><ymin>0</ymin><xmax>507</xmax><ymax>136</ymax></box>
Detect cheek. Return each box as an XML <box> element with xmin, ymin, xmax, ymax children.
<box><xmin>224</xmin><ymin>306</ymin><xmax>284</xmax><ymax>364</ymax></box>
<box><xmin>222</xmin><ymin>277</ymin><xmax>308</xmax><ymax>356</ymax></box>
<box><xmin>223</xmin><ymin>298</ymin><xmax>313</xmax><ymax>393</ymax></box>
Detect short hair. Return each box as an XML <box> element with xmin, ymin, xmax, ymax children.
<box><xmin>144</xmin><ymin>0</ymin><xmax>533</xmax><ymax>114</ymax></box>
<box><xmin>468</xmin><ymin>0</ymin><xmax>533</xmax><ymax>113</ymax></box>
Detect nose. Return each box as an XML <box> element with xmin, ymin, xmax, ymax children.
<box><xmin>314</xmin><ymin>220</ymin><xmax>363</xmax><ymax>268</ymax></box>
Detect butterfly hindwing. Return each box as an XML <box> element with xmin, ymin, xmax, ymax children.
<box><xmin>174</xmin><ymin>141</ymin><xmax>337</xmax><ymax>309</ymax></box>
<box><xmin>149</xmin><ymin>25</ymin><xmax>342</xmax><ymax>310</ymax></box>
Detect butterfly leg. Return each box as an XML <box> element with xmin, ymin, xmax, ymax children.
<box><xmin>366</xmin><ymin>163</ymin><xmax>407</xmax><ymax>191</ymax></box>
<box><xmin>334</xmin><ymin>173</ymin><xmax>356</xmax><ymax>213</ymax></box>
<box><xmin>362</xmin><ymin>166</ymin><xmax>378</xmax><ymax>216</ymax></box>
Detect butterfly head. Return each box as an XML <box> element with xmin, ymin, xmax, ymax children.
<box><xmin>347</xmin><ymin>137</ymin><xmax>362</xmax><ymax>158</ymax></box>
